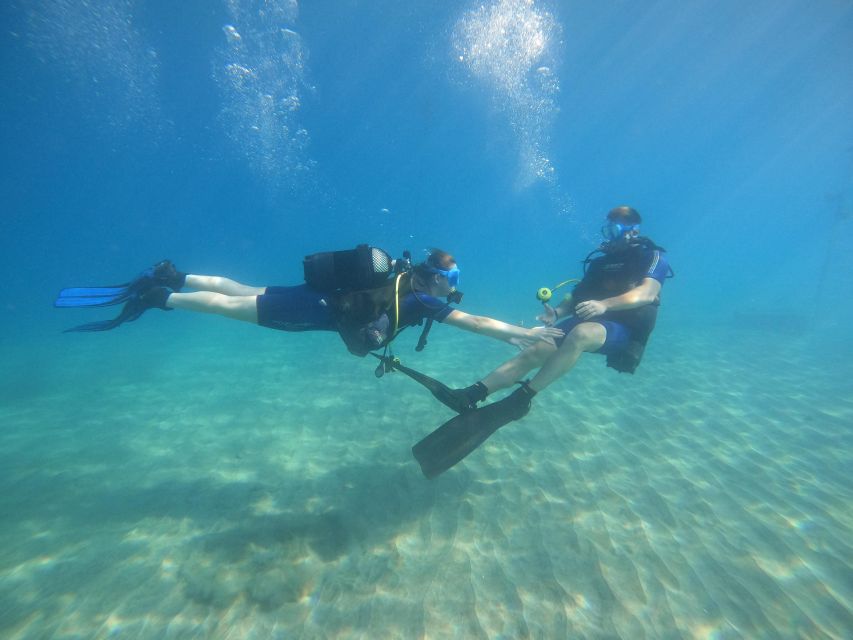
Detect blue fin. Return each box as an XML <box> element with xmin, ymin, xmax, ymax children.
<box><xmin>56</xmin><ymin>261</ymin><xmax>181</xmax><ymax>329</ymax></box>
<box><xmin>62</xmin><ymin>289</ymin><xmax>164</xmax><ymax>332</ymax></box>
<box><xmin>54</xmin><ymin>285</ymin><xmax>132</xmax><ymax>308</ymax></box>
<box><xmin>57</xmin><ymin>285</ymin><xmax>129</xmax><ymax>298</ymax></box>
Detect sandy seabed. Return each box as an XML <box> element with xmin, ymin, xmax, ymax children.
<box><xmin>0</xmin><ymin>322</ymin><xmax>851</xmax><ymax>639</ymax></box>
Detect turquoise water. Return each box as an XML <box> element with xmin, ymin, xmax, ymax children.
<box><xmin>1</xmin><ymin>326</ymin><xmax>851</xmax><ymax>637</ymax></box>
<box><xmin>2</xmin><ymin>1</ymin><xmax>852</xmax><ymax>638</ymax></box>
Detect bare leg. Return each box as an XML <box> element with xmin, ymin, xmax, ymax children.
<box><xmin>527</xmin><ymin>322</ymin><xmax>606</xmax><ymax>393</ymax></box>
<box><xmin>480</xmin><ymin>340</ymin><xmax>557</xmax><ymax>393</ymax></box>
<box><xmin>165</xmin><ymin>291</ymin><xmax>259</xmax><ymax>323</ymax></box>
<box><xmin>184</xmin><ymin>274</ymin><xmax>266</xmax><ymax>297</ymax></box>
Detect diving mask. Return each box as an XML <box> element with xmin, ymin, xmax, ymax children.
<box><xmin>601</xmin><ymin>221</ymin><xmax>639</xmax><ymax>242</ymax></box>
<box><xmin>425</xmin><ymin>265</ymin><xmax>460</xmax><ymax>290</ymax></box>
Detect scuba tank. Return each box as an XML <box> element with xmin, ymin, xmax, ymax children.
<box><xmin>303</xmin><ymin>245</ymin><xmax>415</xmax><ymax>357</ymax></box>
<box><xmin>303</xmin><ymin>244</ymin><xmax>398</xmax><ymax>291</ymax></box>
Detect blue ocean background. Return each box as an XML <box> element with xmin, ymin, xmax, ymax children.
<box><xmin>1</xmin><ymin>1</ymin><xmax>851</xmax><ymax>638</ymax></box>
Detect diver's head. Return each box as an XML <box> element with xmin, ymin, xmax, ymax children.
<box><xmin>413</xmin><ymin>248</ymin><xmax>460</xmax><ymax>298</ymax></box>
<box><xmin>601</xmin><ymin>205</ymin><xmax>642</xmax><ymax>247</ymax></box>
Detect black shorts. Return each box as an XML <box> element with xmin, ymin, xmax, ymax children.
<box><xmin>256</xmin><ymin>284</ymin><xmax>337</xmax><ymax>332</ymax></box>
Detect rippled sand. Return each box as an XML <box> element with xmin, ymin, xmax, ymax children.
<box><xmin>1</xmin><ymin>323</ymin><xmax>851</xmax><ymax>638</ymax></box>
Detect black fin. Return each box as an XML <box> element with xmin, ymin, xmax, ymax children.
<box><xmin>374</xmin><ymin>356</ymin><xmax>474</xmax><ymax>413</ymax></box>
<box><xmin>412</xmin><ymin>384</ymin><xmax>533</xmax><ymax>478</ymax></box>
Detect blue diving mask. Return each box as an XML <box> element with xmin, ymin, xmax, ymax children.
<box><xmin>601</xmin><ymin>221</ymin><xmax>639</xmax><ymax>242</ymax></box>
<box><xmin>426</xmin><ymin>265</ymin><xmax>460</xmax><ymax>289</ymax></box>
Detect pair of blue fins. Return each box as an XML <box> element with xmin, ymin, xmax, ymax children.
<box><xmin>55</xmin><ymin>261</ymin><xmax>531</xmax><ymax>478</ymax></box>
<box><xmin>54</xmin><ymin>260</ymin><xmax>183</xmax><ymax>332</ymax></box>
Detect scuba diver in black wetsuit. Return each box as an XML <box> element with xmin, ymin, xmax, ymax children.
<box><xmin>55</xmin><ymin>246</ymin><xmax>563</xmax><ymax>357</ymax></box>
<box><xmin>412</xmin><ymin>207</ymin><xmax>674</xmax><ymax>479</ymax></box>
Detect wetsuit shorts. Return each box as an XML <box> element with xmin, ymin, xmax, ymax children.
<box><xmin>554</xmin><ymin>316</ymin><xmax>630</xmax><ymax>355</ymax></box>
<box><xmin>257</xmin><ymin>285</ymin><xmax>337</xmax><ymax>332</ymax></box>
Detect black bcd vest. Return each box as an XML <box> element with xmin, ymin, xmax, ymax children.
<box><xmin>576</xmin><ymin>238</ymin><xmax>671</xmax><ymax>373</ymax></box>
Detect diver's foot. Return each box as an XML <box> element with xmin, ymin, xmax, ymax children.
<box><xmin>491</xmin><ymin>381</ymin><xmax>536</xmax><ymax>421</ymax></box>
<box><xmin>125</xmin><ymin>260</ymin><xmax>186</xmax><ymax>297</ymax></box>
<box><xmin>434</xmin><ymin>381</ymin><xmax>489</xmax><ymax>413</ymax></box>
<box><xmin>140</xmin><ymin>286</ymin><xmax>173</xmax><ymax>310</ymax></box>
<box><xmin>454</xmin><ymin>381</ymin><xmax>489</xmax><ymax>411</ymax></box>
<box><xmin>433</xmin><ymin>386</ymin><xmax>479</xmax><ymax>413</ymax></box>
<box><xmin>121</xmin><ymin>286</ymin><xmax>172</xmax><ymax>321</ymax></box>
<box><xmin>151</xmin><ymin>260</ymin><xmax>187</xmax><ymax>291</ymax></box>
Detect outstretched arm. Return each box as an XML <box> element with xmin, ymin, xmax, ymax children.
<box><xmin>443</xmin><ymin>309</ymin><xmax>563</xmax><ymax>344</ymax></box>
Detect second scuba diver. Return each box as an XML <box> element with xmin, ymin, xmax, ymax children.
<box><xmin>55</xmin><ymin>246</ymin><xmax>563</xmax><ymax>359</ymax></box>
<box><xmin>412</xmin><ymin>206</ymin><xmax>674</xmax><ymax>478</ymax></box>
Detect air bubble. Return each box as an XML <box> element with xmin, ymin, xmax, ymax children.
<box><xmin>453</xmin><ymin>0</ymin><xmax>561</xmax><ymax>187</ymax></box>
<box><xmin>25</xmin><ymin>0</ymin><xmax>161</xmax><ymax>132</ymax></box>
<box><xmin>223</xmin><ymin>25</ymin><xmax>242</xmax><ymax>42</ymax></box>
<box><xmin>215</xmin><ymin>1</ymin><xmax>312</xmax><ymax>191</ymax></box>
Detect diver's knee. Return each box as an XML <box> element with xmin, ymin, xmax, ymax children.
<box><xmin>524</xmin><ymin>341</ymin><xmax>555</xmax><ymax>364</ymax></box>
<box><xmin>565</xmin><ymin>323</ymin><xmax>605</xmax><ymax>350</ymax></box>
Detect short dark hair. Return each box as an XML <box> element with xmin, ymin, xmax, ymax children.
<box><xmin>423</xmin><ymin>248</ymin><xmax>455</xmax><ymax>270</ymax></box>
<box><xmin>607</xmin><ymin>206</ymin><xmax>642</xmax><ymax>225</ymax></box>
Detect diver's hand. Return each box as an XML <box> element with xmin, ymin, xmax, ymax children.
<box><xmin>575</xmin><ymin>300</ymin><xmax>606</xmax><ymax>320</ymax></box>
<box><xmin>531</xmin><ymin>325</ymin><xmax>564</xmax><ymax>341</ymax></box>
<box><xmin>509</xmin><ymin>325</ymin><xmax>564</xmax><ymax>350</ymax></box>
<box><xmin>537</xmin><ymin>303</ymin><xmax>558</xmax><ymax>326</ymax></box>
